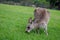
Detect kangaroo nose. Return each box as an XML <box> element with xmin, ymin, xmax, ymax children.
<box><xmin>25</xmin><ymin>31</ymin><xmax>28</xmax><ymax>33</ymax></box>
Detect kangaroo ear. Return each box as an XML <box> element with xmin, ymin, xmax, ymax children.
<box><xmin>28</xmin><ymin>17</ymin><xmax>32</xmax><ymax>23</ymax></box>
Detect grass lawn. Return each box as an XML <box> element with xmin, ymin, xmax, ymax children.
<box><xmin>0</xmin><ymin>4</ymin><xmax>60</xmax><ymax>40</ymax></box>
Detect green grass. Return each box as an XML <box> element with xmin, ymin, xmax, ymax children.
<box><xmin>0</xmin><ymin>4</ymin><xmax>60</xmax><ymax>40</ymax></box>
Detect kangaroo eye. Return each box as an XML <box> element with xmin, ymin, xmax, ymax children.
<box><xmin>27</xmin><ymin>26</ymin><xmax>30</xmax><ymax>29</ymax></box>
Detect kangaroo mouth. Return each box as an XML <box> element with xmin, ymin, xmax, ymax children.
<box><xmin>25</xmin><ymin>30</ymin><xmax>30</xmax><ymax>33</ymax></box>
<box><xmin>25</xmin><ymin>31</ymin><xmax>28</xmax><ymax>33</ymax></box>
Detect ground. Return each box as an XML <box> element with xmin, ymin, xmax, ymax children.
<box><xmin>0</xmin><ymin>4</ymin><xmax>60</xmax><ymax>40</ymax></box>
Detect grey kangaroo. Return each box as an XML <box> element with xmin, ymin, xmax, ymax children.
<box><xmin>25</xmin><ymin>7</ymin><xmax>50</xmax><ymax>35</ymax></box>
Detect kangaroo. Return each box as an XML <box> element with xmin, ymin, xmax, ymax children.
<box><xmin>25</xmin><ymin>7</ymin><xmax>50</xmax><ymax>35</ymax></box>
